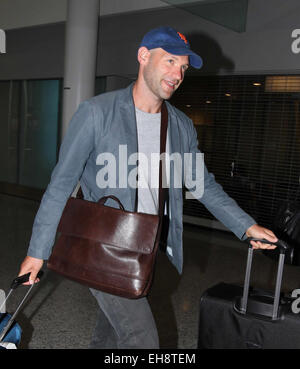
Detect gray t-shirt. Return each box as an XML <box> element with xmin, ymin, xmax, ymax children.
<box><xmin>135</xmin><ymin>107</ymin><xmax>161</xmax><ymax>215</ymax></box>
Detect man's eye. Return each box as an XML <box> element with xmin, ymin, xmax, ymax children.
<box><xmin>168</xmin><ymin>59</ymin><xmax>174</xmax><ymax>64</ymax></box>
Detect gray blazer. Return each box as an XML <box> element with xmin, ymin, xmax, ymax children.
<box><xmin>27</xmin><ymin>83</ymin><xmax>255</xmax><ymax>273</ymax></box>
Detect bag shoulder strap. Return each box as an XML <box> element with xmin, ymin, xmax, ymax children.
<box><xmin>158</xmin><ymin>102</ymin><xmax>168</xmax><ymax>218</ymax></box>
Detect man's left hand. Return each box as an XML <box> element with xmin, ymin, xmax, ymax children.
<box><xmin>245</xmin><ymin>224</ymin><xmax>278</xmax><ymax>249</ymax></box>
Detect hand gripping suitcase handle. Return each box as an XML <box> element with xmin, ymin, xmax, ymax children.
<box><xmin>245</xmin><ymin>237</ymin><xmax>289</xmax><ymax>253</ymax></box>
<box><xmin>240</xmin><ymin>238</ymin><xmax>288</xmax><ymax>320</ymax></box>
<box><xmin>0</xmin><ymin>271</ymin><xmax>44</xmax><ymax>343</ymax></box>
<box><xmin>10</xmin><ymin>271</ymin><xmax>44</xmax><ymax>289</ymax></box>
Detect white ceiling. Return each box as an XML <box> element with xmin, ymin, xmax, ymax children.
<box><xmin>0</xmin><ymin>0</ymin><xmax>170</xmax><ymax>30</ymax></box>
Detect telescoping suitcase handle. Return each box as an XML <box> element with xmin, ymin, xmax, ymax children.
<box><xmin>0</xmin><ymin>271</ymin><xmax>44</xmax><ymax>313</ymax></box>
<box><xmin>0</xmin><ymin>271</ymin><xmax>44</xmax><ymax>343</ymax></box>
<box><xmin>236</xmin><ymin>238</ymin><xmax>289</xmax><ymax>320</ymax></box>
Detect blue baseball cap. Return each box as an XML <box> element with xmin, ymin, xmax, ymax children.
<box><xmin>139</xmin><ymin>26</ymin><xmax>203</xmax><ymax>69</ymax></box>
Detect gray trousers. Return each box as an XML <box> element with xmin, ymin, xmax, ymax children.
<box><xmin>89</xmin><ymin>288</ymin><xmax>159</xmax><ymax>349</ymax></box>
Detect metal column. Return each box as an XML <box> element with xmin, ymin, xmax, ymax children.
<box><xmin>61</xmin><ymin>0</ymin><xmax>100</xmax><ymax>139</ymax></box>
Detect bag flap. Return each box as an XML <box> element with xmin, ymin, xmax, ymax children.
<box><xmin>57</xmin><ymin>198</ymin><xmax>160</xmax><ymax>254</ymax></box>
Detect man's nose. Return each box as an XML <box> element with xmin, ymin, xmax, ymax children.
<box><xmin>172</xmin><ymin>66</ymin><xmax>183</xmax><ymax>81</ymax></box>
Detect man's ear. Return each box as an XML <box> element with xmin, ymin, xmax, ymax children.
<box><xmin>137</xmin><ymin>47</ymin><xmax>151</xmax><ymax>65</ymax></box>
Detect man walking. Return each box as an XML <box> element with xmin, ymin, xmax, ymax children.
<box><xmin>18</xmin><ymin>27</ymin><xmax>277</xmax><ymax>348</ymax></box>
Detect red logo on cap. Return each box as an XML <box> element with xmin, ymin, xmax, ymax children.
<box><xmin>177</xmin><ymin>32</ymin><xmax>188</xmax><ymax>44</ymax></box>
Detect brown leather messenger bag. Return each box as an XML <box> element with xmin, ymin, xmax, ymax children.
<box><xmin>47</xmin><ymin>103</ymin><xmax>168</xmax><ymax>298</ymax></box>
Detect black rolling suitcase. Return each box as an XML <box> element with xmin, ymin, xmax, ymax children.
<box><xmin>198</xmin><ymin>238</ymin><xmax>300</xmax><ymax>349</ymax></box>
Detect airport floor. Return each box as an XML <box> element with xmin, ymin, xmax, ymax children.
<box><xmin>1</xmin><ymin>193</ymin><xmax>300</xmax><ymax>349</ymax></box>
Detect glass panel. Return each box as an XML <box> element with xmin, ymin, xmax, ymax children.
<box><xmin>0</xmin><ymin>81</ymin><xmax>20</xmax><ymax>184</ymax></box>
<box><xmin>19</xmin><ymin>80</ymin><xmax>60</xmax><ymax>189</ymax></box>
<box><xmin>161</xmin><ymin>0</ymin><xmax>248</xmax><ymax>32</ymax></box>
<box><xmin>171</xmin><ymin>75</ymin><xmax>300</xmax><ymax>228</ymax></box>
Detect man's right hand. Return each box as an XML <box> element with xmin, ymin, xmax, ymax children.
<box><xmin>18</xmin><ymin>256</ymin><xmax>44</xmax><ymax>285</ymax></box>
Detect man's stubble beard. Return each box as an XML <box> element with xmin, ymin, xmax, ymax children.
<box><xmin>142</xmin><ymin>60</ymin><xmax>174</xmax><ymax>101</ymax></box>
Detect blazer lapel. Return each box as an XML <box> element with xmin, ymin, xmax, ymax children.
<box><xmin>167</xmin><ymin>104</ymin><xmax>183</xmax><ymax>193</ymax></box>
<box><xmin>119</xmin><ymin>83</ymin><xmax>138</xmax><ymax>210</ymax></box>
